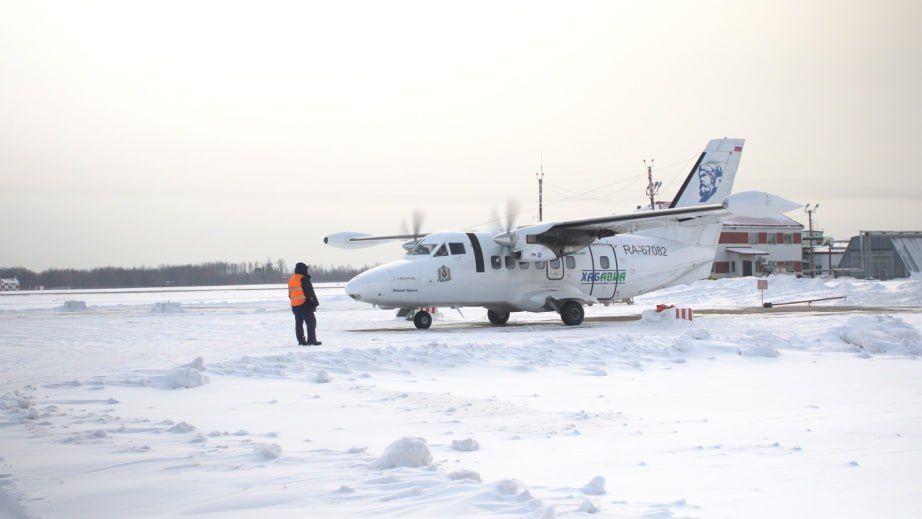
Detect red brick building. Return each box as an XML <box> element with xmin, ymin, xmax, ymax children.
<box><xmin>711</xmin><ymin>216</ymin><xmax>804</xmax><ymax>277</ymax></box>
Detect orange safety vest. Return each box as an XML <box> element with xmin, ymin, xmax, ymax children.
<box><xmin>288</xmin><ymin>274</ymin><xmax>307</xmax><ymax>306</ymax></box>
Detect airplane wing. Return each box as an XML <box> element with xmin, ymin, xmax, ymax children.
<box><xmin>510</xmin><ymin>204</ymin><xmax>727</xmax><ymax>257</ymax></box>
<box><xmin>324</xmin><ymin>232</ymin><xmax>425</xmax><ymax>249</ymax></box>
<box><xmin>504</xmin><ymin>191</ymin><xmax>799</xmax><ymax>258</ymax></box>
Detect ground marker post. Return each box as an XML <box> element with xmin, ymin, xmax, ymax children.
<box><xmin>757</xmin><ymin>279</ymin><xmax>768</xmax><ymax>307</ymax></box>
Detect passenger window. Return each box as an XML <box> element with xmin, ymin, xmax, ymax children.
<box><xmin>549</xmin><ymin>259</ymin><xmax>561</xmax><ymax>269</ymax></box>
<box><xmin>449</xmin><ymin>243</ymin><xmax>466</xmax><ymax>255</ymax></box>
<box><xmin>491</xmin><ymin>256</ymin><xmax>502</xmax><ymax>269</ymax></box>
<box><xmin>536</xmin><ymin>260</ymin><xmax>546</xmax><ymax>269</ymax></box>
<box><xmin>434</xmin><ymin>244</ymin><xmax>448</xmax><ymax>257</ymax></box>
<box><xmin>519</xmin><ymin>261</ymin><xmax>529</xmax><ymax>270</ymax></box>
<box><xmin>505</xmin><ymin>256</ymin><xmax>515</xmax><ymax>269</ymax></box>
<box><xmin>600</xmin><ymin>256</ymin><xmax>610</xmax><ymax>269</ymax></box>
<box><xmin>565</xmin><ymin>256</ymin><xmax>576</xmax><ymax>269</ymax></box>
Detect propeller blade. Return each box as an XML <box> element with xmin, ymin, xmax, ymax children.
<box><xmin>411</xmin><ymin>209</ymin><xmax>425</xmax><ymax>237</ymax></box>
<box><xmin>505</xmin><ymin>199</ymin><xmax>520</xmax><ymax>234</ymax></box>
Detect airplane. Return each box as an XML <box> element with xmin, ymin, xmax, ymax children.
<box><xmin>324</xmin><ymin>138</ymin><xmax>799</xmax><ymax>329</ymax></box>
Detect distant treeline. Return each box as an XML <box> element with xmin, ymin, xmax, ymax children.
<box><xmin>0</xmin><ymin>260</ymin><xmax>371</xmax><ymax>289</ymax></box>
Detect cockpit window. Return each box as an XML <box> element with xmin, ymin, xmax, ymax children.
<box><xmin>434</xmin><ymin>244</ymin><xmax>449</xmax><ymax>257</ymax></box>
<box><xmin>409</xmin><ymin>243</ymin><xmax>436</xmax><ymax>255</ymax></box>
<box><xmin>449</xmin><ymin>243</ymin><xmax>466</xmax><ymax>255</ymax></box>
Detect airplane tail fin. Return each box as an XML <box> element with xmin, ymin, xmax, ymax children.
<box><xmin>669</xmin><ymin>138</ymin><xmax>745</xmax><ymax>208</ymax></box>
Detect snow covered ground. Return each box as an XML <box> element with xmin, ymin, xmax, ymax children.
<box><xmin>1</xmin><ymin>275</ymin><xmax>921</xmax><ymax>517</ymax></box>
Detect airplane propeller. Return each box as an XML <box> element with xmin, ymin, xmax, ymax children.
<box><xmin>492</xmin><ymin>199</ymin><xmax>520</xmax><ymax>250</ymax></box>
<box><xmin>399</xmin><ymin>209</ymin><xmax>426</xmax><ymax>239</ymax></box>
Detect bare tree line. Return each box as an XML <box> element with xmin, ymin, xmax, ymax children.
<box><xmin>0</xmin><ymin>260</ymin><xmax>371</xmax><ymax>289</ymax></box>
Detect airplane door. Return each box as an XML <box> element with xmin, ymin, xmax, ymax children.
<box><xmin>546</xmin><ymin>257</ymin><xmax>564</xmax><ymax>280</ymax></box>
<box><xmin>589</xmin><ymin>244</ymin><xmax>619</xmax><ymax>300</ymax></box>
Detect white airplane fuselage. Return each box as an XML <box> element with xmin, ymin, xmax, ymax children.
<box><xmin>345</xmin><ymin>230</ymin><xmax>716</xmax><ymax>313</ymax></box>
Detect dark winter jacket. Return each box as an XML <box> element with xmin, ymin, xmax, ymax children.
<box><xmin>294</xmin><ymin>262</ymin><xmax>319</xmax><ymax>311</ymax></box>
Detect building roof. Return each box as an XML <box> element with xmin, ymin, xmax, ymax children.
<box><xmin>726</xmin><ymin>247</ymin><xmax>769</xmax><ymax>255</ymax></box>
<box><xmin>891</xmin><ymin>236</ymin><xmax>922</xmax><ymax>273</ymax></box>
<box><xmin>722</xmin><ymin>215</ymin><xmax>804</xmax><ymax>228</ymax></box>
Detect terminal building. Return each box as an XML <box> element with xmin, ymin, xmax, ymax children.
<box><xmin>710</xmin><ymin>216</ymin><xmax>804</xmax><ymax>277</ymax></box>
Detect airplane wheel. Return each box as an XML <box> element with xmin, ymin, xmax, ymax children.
<box><xmin>413</xmin><ymin>311</ymin><xmax>432</xmax><ymax>329</ymax></box>
<box><xmin>559</xmin><ymin>301</ymin><xmax>584</xmax><ymax>326</ymax></box>
<box><xmin>487</xmin><ymin>310</ymin><xmax>510</xmax><ymax>325</ymax></box>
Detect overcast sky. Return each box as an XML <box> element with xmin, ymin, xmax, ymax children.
<box><xmin>2</xmin><ymin>0</ymin><xmax>920</xmax><ymax>271</ymax></box>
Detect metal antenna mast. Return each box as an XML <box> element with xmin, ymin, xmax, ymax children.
<box><xmin>644</xmin><ymin>159</ymin><xmax>661</xmax><ymax>210</ymax></box>
<box><xmin>536</xmin><ymin>156</ymin><xmax>544</xmax><ymax>222</ymax></box>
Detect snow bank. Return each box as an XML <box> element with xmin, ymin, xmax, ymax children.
<box><xmin>636</xmin><ymin>273</ymin><xmax>922</xmax><ymax>308</ymax></box>
<box><xmin>374</xmin><ymin>437</ymin><xmax>433</xmax><ymax>469</ymax></box>
<box><xmin>837</xmin><ymin>315</ymin><xmax>921</xmax><ymax>355</ymax></box>
<box><xmin>315</xmin><ymin>370</ymin><xmax>333</xmax><ymax>383</ymax></box>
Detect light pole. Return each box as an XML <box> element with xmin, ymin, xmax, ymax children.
<box><xmin>644</xmin><ymin>159</ymin><xmax>661</xmax><ymax>210</ymax></box>
<box><xmin>536</xmin><ymin>160</ymin><xmax>544</xmax><ymax>222</ymax></box>
<box><xmin>804</xmin><ymin>204</ymin><xmax>819</xmax><ymax>277</ymax></box>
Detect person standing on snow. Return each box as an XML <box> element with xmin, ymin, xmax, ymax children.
<box><xmin>288</xmin><ymin>262</ymin><xmax>321</xmax><ymax>346</ymax></box>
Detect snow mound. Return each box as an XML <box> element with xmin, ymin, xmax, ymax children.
<box><xmin>579</xmin><ymin>499</ymin><xmax>600</xmax><ymax>513</ymax></box>
<box><xmin>158</xmin><ymin>367</ymin><xmax>209</xmax><ymax>389</ymax></box>
<box><xmin>495</xmin><ymin>479</ymin><xmax>522</xmax><ymax>495</ymax></box>
<box><xmin>257</xmin><ymin>443</ymin><xmax>282</xmax><ymax>459</ymax></box>
<box><xmin>640</xmin><ymin>309</ymin><xmax>693</xmax><ymax>326</ymax></box>
<box><xmin>315</xmin><ymin>370</ymin><xmax>333</xmax><ymax>383</ymax></box>
<box><xmin>451</xmin><ymin>438</ymin><xmax>480</xmax><ymax>452</ymax></box>
<box><xmin>59</xmin><ymin>300</ymin><xmax>87</xmax><ymax>312</ymax></box>
<box><xmin>837</xmin><ymin>315</ymin><xmax>921</xmax><ymax>355</ymax></box>
<box><xmin>374</xmin><ymin>437</ymin><xmax>433</xmax><ymax>469</ymax></box>
<box><xmin>104</xmin><ymin>358</ymin><xmax>210</xmax><ymax>390</ymax></box>
<box><xmin>150</xmin><ymin>302</ymin><xmax>183</xmax><ymax>313</ymax></box>
<box><xmin>168</xmin><ymin>421</ymin><xmax>196</xmax><ymax>433</ymax></box>
<box><xmin>182</xmin><ymin>357</ymin><xmax>206</xmax><ymax>371</ymax></box>
<box><xmin>580</xmin><ymin>475</ymin><xmax>606</xmax><ymax>495</ymax></box>
<box><xmin>739</xmin><ymin>345</ymin><xmax>781</xmax><ymax>358</ymax></box>
<box><xmin>448</xmin><ymin>469</ymin><xmax>482</xmax><ymax>482</ymax></box>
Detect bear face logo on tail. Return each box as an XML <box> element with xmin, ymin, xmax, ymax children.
<box><xmin>697</xmin><ymin>162</ymin><xmax>723</xmax><ymax>202</ymax></box>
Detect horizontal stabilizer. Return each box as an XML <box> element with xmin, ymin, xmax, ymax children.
<box><xmin>721</xmin><ymin>191</ymin><xmax>801</xmax><ymax>218</ymax></box>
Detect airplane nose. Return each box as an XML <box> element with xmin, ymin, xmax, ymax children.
<box><xmin>345</xmin><ymin>275</ymin><xmax>366</xmax><ymax>301</ymax></box>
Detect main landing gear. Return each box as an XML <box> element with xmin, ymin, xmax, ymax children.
<box><xmin>413</xmin><ymin>310</ymin><xmax>432</xmax><ymax>330</ymax></box>
<box><xmin>487</xmin><ymin>310</ymin><xmax>510</xmax><ymax>325</ymax></box>
<box><xmin>559</xmin><ymin>301</ymin><xmax>584</xmax><ymax>326</ymax></box>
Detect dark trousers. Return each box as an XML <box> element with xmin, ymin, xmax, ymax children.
<box><xmin>292</xmin><ymin>305</ymin><xmax>317</xmax><ymax>344</ymax></box>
